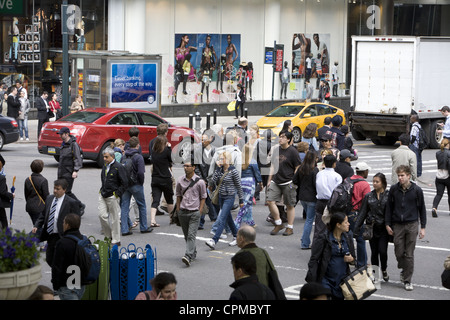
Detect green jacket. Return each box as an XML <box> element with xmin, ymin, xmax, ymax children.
<box><xmin>237</xmin><ymin>243</ymin><xmax>276</xmax><ymax>287</ymax></box>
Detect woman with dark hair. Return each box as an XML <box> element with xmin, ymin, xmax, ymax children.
<box><xmin>354</xmin><ymin>172</ymin><xmax>390</xmax><ymax>282</ymax></box>
<box><xmin>302</xmin><ymin>123</ymin><xmax>319</xmax><ymax>152</ymax></box>
<box><xmin>24</xmin><ymin>159</ymin><xmax>49</xmax><ymax>226</ymax></box>
<box><xmin>135</xmin><ymin>272</ymin><xmax>178</xmax><ymax>300</ymax></box>
<box><xmin>245</xmin><ymin>61</ymin><xmax>254</xmax><ymax>100</ymax></box>
<box><xmin>306</xmin><ymin>211</ymin><xmax>355</xmax><ymax>300</ymax></box>
<box><xmin>49</xmin><ymin>93</ymin><xmax>62</xmax><ymax>120</ymax></box>
<box><xmin>150</xmin><ymin>135</ymin><xmax>174</xmax><ymax>227</ymax></box>
<box><xmin>175</xmin><ymin>34</ymin><xmax>197</xmax><ymax>96</ymax></box>
<box><xmin>431</xmin><ymin>138</ymin><xmax>450</xmax><ymax>218</ymax></box>
<box><xmin>293</xmin><ymin>151</ymin><xmax>318</xmax><ymax>249</ymax></box>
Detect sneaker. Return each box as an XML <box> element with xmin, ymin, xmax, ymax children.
<box><xmin>270</xmin><ymin>224</ymin><xmax>285</xmax><ymax>235</ymax></box>
<box><xmin>404</xmin><ymin>282</ymin><xmax>413</xmax><ymax>291</ymax></box>
<box><xmin>229</xmin><ymin>238</ymin><xmax>237</xmax><ymax>246</ymax></box>
<box><xmin>382</xmin><ymin>271</ymin><xmax>389</xmax><ymax>282</ymax></box>
<box><xmin>182</xmin><ymin>256</ymin><xmax>191</xmax><ymax>266</ymax></box>
<box><xmin>26</xmin><ymin>138</ymin><xmax>29</xmax><ymax>141</ymax></box>
<box><xmin>432</xmin><ymin>208</ymin><xmax>438</xmax><ymax>218</ymax></box>
<box><xmin>205</xmin><ymin>239</ymin><xmax>216</xmax><ymax>250</ymax></box>
<box><xmin>210</xmin><ymin>231</ymin><xmax>227</xmax><ymax>239</ymax></box>
<box><xmin>282</xmin><ymin>228</ymin><xmax>293</xmax><ymax>236</ymax></box>
<box><xmin>20</xmin><ymin>137</ymin><xmax>23</xmax><ymax>141</ymax></box>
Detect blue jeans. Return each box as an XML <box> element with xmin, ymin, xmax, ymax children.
<box><xmin>409</xmin><ymin>144</ymin><xmax>422</xmax><ymax>177</ymax></box>
<box><xmin>18</xmin><ymin>118</ymin><xmax>29</xmax><ymax>138</ymax></box>
<box><xmin>120</xmin><ymin>184</ymin><xmax>148</xmax><ymax>233</ymax></box>
<box><xmin>212</xmin><ymin>194</ymin><xmax>237</xmax><ymax>243</ymax></box>
<box><xmin>348</xmin><ymin>211</ymin><xmax>367</xmax><ymax>268</ymax></box>
<box><xmin>57</xmin><ymin>286</ymin><xmax>85</xmax><ymax>300</ymax></box>
<box><xmin>300</xmin><ymin>200</ymin><xmax>316</xmax><ymax>248</ymax></box>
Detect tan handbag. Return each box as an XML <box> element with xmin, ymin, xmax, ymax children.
<box><xmin>340</xmin><ymin>266</ymin><xmax>377</xmax><ymax>300</ymax></box>
<box><xmin>211</xmin><ymin>171</ymin><xmax>229</xmax><ymax>205</ymax></box>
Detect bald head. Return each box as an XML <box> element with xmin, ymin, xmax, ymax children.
<box><xmin>237</xmin><ymin>225</ymin><xmax>256</xmax><ymax>248</ymax></box>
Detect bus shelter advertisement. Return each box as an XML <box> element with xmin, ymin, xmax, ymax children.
<box><xmin>109</xmin><ymin>61</ymin><xmax>160</xmax><ymax>110</ymax></box>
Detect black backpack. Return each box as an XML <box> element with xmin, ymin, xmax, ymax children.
<box><xmin>122</xmin><ymin>153</ymin><xmax>139</xmax><ymax>187</ymax></box>
<box><xmin>327</xmin><ymin>177</ymin><xmax>364</xmax><ymax>214</ymax></box>
<box><xmin>66</xmin><ymin>235</ymin><xmax>101</xmax><ymax>285</ymax></box>
<box><xmin>414</xmin><ymin>124</ymin><xmax>428</xmax><ymax>151</ymax></box>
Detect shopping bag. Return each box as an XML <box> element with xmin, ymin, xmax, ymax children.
<box><xmin>340</xmin><ymin>265</ymin><xmax>376</xmax><ymax>300</ymax></box>
<box><xmin>227</xmin><ymin>100</ymin><xmax>236</xmax><ymax>111</ymax></box>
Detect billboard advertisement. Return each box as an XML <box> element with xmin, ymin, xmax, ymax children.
<box><xmin>109</xmin><ymin>60</ymin><xmax>160</xmax><ymax>110</ymax></box>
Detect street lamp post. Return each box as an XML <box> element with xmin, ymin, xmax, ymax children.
<box><xmin>61</xmin><ymin>1</ymin><xmax>69</xmax><ymax>116</ymax></box>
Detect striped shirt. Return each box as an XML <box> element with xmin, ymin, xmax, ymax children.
<box><xmin>212</xmin><ymin>165</ymin><xmax>244</xmax><ymax>203</ymax></box>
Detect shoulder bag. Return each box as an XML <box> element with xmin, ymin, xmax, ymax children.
<box><xmin>340</xmin><ymin>265</ymin><xmax>377</xmax><ymax>300</ymax></box>
<box><xmin>29</xmin><ymin>176</ymin><xmax>45</xmax><ymax>205</ymax></box>
<box><xmin>170</xmin><ymin>177</ymin><xmax>200</xmax><ymax>226</ymax></box>
<box><xmin>211</xmin><ymin>171</ymin><xmax>229</xmax><ymax>205</ymax></box>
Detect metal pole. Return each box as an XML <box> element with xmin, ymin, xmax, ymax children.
<box><xmin>62</xmin><ymin>1</ymin><xmax>69</xmax><ymax>116</ymax></box>
<box><xmin>213</xmin><ymin>108</ymin><xmax>217</xmax><ymax>125</ymax></box>
<box><xmin>271</xmin><ymin>40</ymin><xmax>276</xmax><ymax>111</ymax></box>
<box><xmin>195</xmin><ymin>112</ymin><xmax>201</xmax><ymax>133</ymax></box>
<box><xmin>244</xmin><ymin>108</ymin><xmax>248</xmax><ymax>119</ymax></box>
<box><xmin>189</xmin><ymin>114</ymin><xmax>194</xmax><ymax>129</ymax></box>
<box><xmin>206</xmin><ymin>113</ymin><xmax>211</xmax><ymax>129</ymax></box>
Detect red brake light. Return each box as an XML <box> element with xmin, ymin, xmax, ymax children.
<box><xmin>11</xmin><ymin>120</ymin><xmax>18</xmax><ymax>128</ymax></box>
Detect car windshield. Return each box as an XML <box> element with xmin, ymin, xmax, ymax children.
<box><xmin>266</xmin><ymin>105</ymin><xmax>304</xmax><ymax>117</ymax></box>
<box><xmin>61</xmin><ymin>111</ymin><xmax>106</xmax><ymax>123</ymax></box>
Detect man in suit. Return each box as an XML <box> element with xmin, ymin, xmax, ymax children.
<box><xmin>6</xmin><ymin>86</ymin><xmax>21</xmax><ymax>119</ymax></box>
<box><xmin>35</xmin><ymin>91</ymin><xmax>49</xmax><ymax>137</ymax></box>
<box><xmin>32</xmin><ymin>179</ymin><xmax>80</xmax><ymax>267</ymax></box>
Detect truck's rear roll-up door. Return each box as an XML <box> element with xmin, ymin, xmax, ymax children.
<box><xmin>355</xmin><ymin>41</ymin><xmax>414</xmax><ymax>115</ymax></box>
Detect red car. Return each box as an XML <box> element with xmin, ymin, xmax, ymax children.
<box><xmin>38</xmin><ymin>108</ymin><xmax>198</xmax><ymax>167</ymax></box>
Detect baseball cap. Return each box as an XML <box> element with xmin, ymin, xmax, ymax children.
<box><xmin>300</xmin><ymin>282</ymin><xmax>331</xmax><ymax>300</ymax></box>
<box><xmin>355</xmin><ymin>161</ymin><xmax>371</xmax><ymax>171</ymax></box>
<box><xmin>340</xmin><ymin>149</ymin><xmax>352</xmax><ymax>160</ymax></box>
<box><xmin>58</xmin><ymin>127</ymin><xmax>70</xmax><ymax>135</ymax></box>
<box><xmin>320</xmin><ymin>133</ymin><xmax>332</xmax><ymax>141</ymax></box>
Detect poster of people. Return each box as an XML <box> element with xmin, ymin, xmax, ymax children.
<box><xmin>174</xmin><ymin>33</ymin><xmax>241</xmax><ymax>83</ymax></box>
<box><xmin>292</xmin><ymin>33</ymin><xmax>330</xmax><ymax>81</ymax></box>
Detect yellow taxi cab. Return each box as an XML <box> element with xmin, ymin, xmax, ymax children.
<box><xmin>256</xmin><ymin>102</ymin><xmax>346</xmax><ymax>143</ymax></box>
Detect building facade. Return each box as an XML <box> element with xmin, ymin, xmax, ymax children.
<box><xmin>1</xmin><ymin>0</ymin><xmax>449</xmax><ymax>108</ymax></box>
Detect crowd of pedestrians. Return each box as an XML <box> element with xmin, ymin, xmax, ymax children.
<box><xmin>0</xmin><ymin>103</ymin><xmax>445</xmax><ymax>301</ymax></box>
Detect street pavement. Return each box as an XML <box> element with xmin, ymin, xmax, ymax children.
<box><xmin>3</xmin><ymin>117</ymin><xmax>450</xmax><ymax>302</ymax></box>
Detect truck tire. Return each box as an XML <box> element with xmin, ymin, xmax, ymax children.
<box><xmin>429</xmin><ymin>119</ymin><xmax>443</xmax><ymax>149</ymax></box>
<box><xmin>351</xmin><ymin>129</ymin><xmax>366</xmax><ymax>141</ymax></box>
<box><xmin>371</xmin><ymin>136</ymin><xmax>397</xmax><ymax>146</ymax></box>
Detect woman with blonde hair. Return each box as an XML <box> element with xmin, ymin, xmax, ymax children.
<box><xmin>70</xmin><ymin>94</ymin><xmax>85</xmax><ymax>113</ymax></box>
<box><xmin>234</xmin><ymin>144</ymin><xmax>262</xmax><ymax>228</ymax></box>
<box><xmin>112</xmin><ymin>138</ymin><xmax>126</xmax><ymax>162</ymax></box>
<box><xmin>206</xmin><ymin>151</ymin><xmax>244</xmax><ymax>249</ymax></box>
<box><xmin>431</xmin><ymin>138</ymin><xmax>450</xmax><ymax>217</ymax></box>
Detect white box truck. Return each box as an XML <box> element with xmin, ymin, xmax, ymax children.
<box><xmin>349</xmin><ymin>36</ymin><xmax>450</xmax><ymax>148</ymax></box>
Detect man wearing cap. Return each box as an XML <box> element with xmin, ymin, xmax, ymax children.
<box><xmin>348</xmin><ymin>161</ymin><xmax>372</xmax><ymax>268</ymax></box>
<box><xmin>334</xmin><ymin>149</ymin><xmax>354</xmax><ymax>180</ymax></box>
<box><xmin>57</xmin><ymin>127</ymin><xmax>86</xmax><ymax>215</ymax></box>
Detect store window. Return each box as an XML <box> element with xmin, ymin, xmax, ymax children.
<box><xmin>0</xmin><ymin>0</ymin><xmax>106</xmax><ymax>108</ymax></box>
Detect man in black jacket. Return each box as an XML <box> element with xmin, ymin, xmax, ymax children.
<box><xmin>98</xmin><ymin>147</ymin><xmax>128</xmax><ymax>246</ymax></box>
<box><xmin>32</xmin><ymin>179</ymin><xmax>81</xmax><ymax>267</ymax></box>
<box><xmin>334</xmin><ymin>149</ymin><xmax>354</xmax><ymax>180</ymax></box>
<box><xmin>229</xmin><ymin>251</ymin><xmax>275</xmax><ymax>300</ymax></box>
<box><xmin>57</xmin><ymin>127</ymin><xmax>86</xmax><ymax>215</ymax></box>
<box><xmin>51</xmin><ymin>213</ymin><xmax>85</xmax><ymax>300</ymax></box>
<box><xmin>35</xmin><ymin>91</ymin><xmax>50</xmax><ymax>137</ymax></box>
<box><xmin>385</xmin><ymin>164</ymin><xmax>426</xmax><ymax>291</ymax></box>
<box><xmin>6</xmin><ymin>86</ymin><xmax>20</xmax><ymax>119</ymax></box>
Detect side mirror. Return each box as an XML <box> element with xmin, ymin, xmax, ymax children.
<box><xmin>302</xmin><ymin>113</ymin><xmax>311</xmax><ymax>118</ymax></box>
